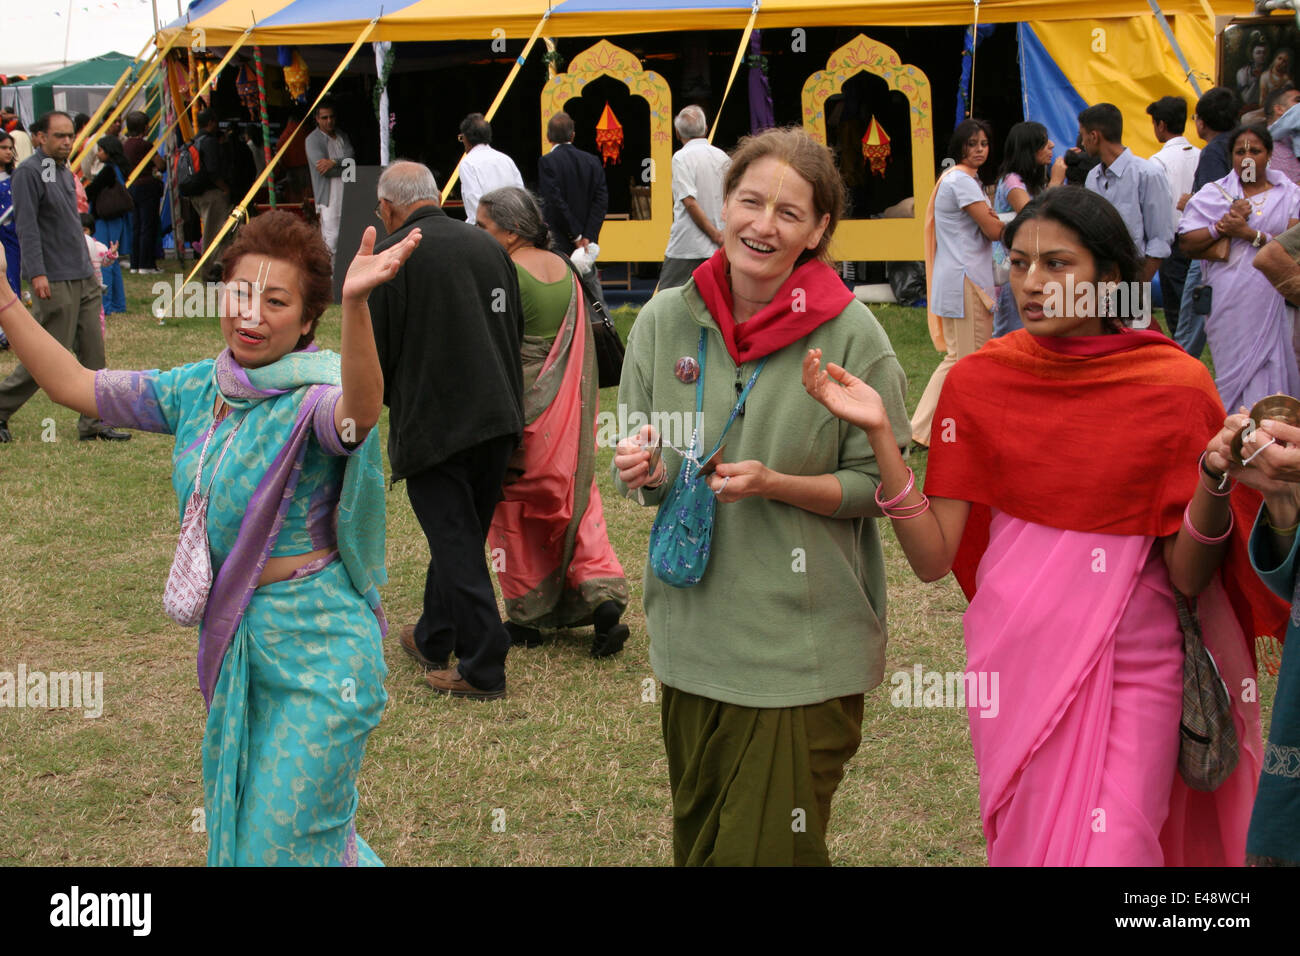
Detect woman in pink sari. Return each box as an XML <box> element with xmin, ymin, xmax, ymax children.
<box><xmin>804</xmin><ymin>187</ymin><xmax>1288</xmax><ymax>865</ymax></box>
<box><xmin>474</xmin><ymin>187</ymin><xmax>630</xmax><ymax>656</ymax></box>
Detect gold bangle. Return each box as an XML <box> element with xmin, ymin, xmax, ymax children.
<box><xmin>1266</xmin><ymin>516</ymin><xmax>1300</xmax><ymax>535</ymax></box>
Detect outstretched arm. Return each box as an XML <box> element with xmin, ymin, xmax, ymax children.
<box><xmin>335</xmin><ymin>225</ymin><xmax>423</xmax><ymax>445</ymax></box>
<box><xmin>0</xmin><ymin>248</ymin><xmax>97</xmax><ymax>418</ymax></box>
<box><xmin>803</xmin><ymin>349</ymin><xmax>969</xmax><ymax>581</ymax></box>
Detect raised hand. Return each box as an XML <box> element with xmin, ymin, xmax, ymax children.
<box><xmin>342</xmin><ymin>226</ymin><xmax>421</xmax><ymax>302</ymax></box>
<box><xmin>802</xmin><ymin>348</ymin><xmax>888</xmax><ymax>433</ymax></box>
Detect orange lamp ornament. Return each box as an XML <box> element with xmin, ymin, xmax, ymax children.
<box><xmin>861</xmin><ymin>116</ymin><xmax>892</xmax><ymax>178</ymax></box>
<box><xmin>595</xmin><ymin>102</ymin><xmax>624</xmax><ymax>166</ymax></box>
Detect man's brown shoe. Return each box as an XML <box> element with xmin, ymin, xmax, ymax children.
<box><xmin>424</xmin><ymin>667</ymin><xmax>506</xmax><ymax>701</ymax></box>
<box><xmin>399</xmin><ymin>625</ymin><xmax>447</xmax><ymax>671</ymax></box>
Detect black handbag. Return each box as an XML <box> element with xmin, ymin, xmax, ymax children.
<box><xmin>94</xmin><ymin>167</ymin><xmax>133</xmax><ymax>220</ymax></box>
<box><xmin>564</xmin><ymin>258</ymin><xmax>625</xmax><ymax>389</ymax></box>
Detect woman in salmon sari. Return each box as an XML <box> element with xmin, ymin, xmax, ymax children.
<box><xmin>804</xmin><ymin>186</ymin><xmax>1288</xmax><ymax>865</ymax></box>
<box><xmin>474</xmin><ymin>187</ymin><xmax>630</xmax><ymax>657</ymax></box>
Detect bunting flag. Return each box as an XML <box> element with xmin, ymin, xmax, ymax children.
<box><xmin>861</xmin><ymin>116</ymin><xmax>892</xmax><ymax>177</ymax></box>
<box><xmin>595</xmin><ymin>101</ymin><xmax>623</xmax><ymax>166</ymax></box>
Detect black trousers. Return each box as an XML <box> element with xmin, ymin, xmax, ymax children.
<box><xmin>1159</xmin><ymin>252</ymin><xmax>1190</xmax><ymax>337</ymax></box>
<box><xmin>129</xmin><ymin>181</ymin><xmax>162</xmax><ymax>270</ymax></box>
<box><xmin>406</xmin><ymin>434</ymin><xmax>516</xmax><ymax>691</ymax></box>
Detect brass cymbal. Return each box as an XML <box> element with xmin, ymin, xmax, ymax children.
<box><xmin>1231</xmin><ymin>394</ymin><xmax>1300</xmax><ymax>464</ymax></box>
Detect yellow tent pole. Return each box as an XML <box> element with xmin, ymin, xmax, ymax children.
<box><xmin>127</xmin><ymin>27</ymin><xmax>254</xmax><ymax>187</ymax></box>
<box><xmin>441</xmin><ymin>10</ymin><xmax>551</xmax><ymax>204</ymax></box>
<box><xmin>161</xmin><ymin>18</ymin><xmax>381</xmax><ymax>319</ymax></box>
<box><xmin>708</xmin><ymin>0</ymin><xmax>760</xmax><ymax>144</ymax></box>
<box><xmin>71</xmin><ymin>34</ymin><xmax>156</xmax><ymax>154</ymax></box>
<box><xmin>73</xmin><ymin>32</ymin><xmax>181</xmax><ymax>174</ymax></box>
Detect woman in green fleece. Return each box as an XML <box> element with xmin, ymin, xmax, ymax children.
<box><xmin>613</xmin><ymin>127</ymin><xmax>910</xmax><ymax>865</ymax></box>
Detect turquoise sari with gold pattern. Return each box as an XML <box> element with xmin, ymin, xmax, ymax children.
<box><xmin>96</xmin><ymin>347</ymin><xmax>388</xmax><ymax>866</ymax></box>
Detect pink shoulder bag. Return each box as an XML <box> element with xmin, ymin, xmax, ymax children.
<box><xmin>163</xmin><ymin>412</ymin><xmax>244</xmax><ymax>627</ymax></box>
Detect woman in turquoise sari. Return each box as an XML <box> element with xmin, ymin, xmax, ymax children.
<box><xmin>0</xmin><ymin>211</ymin><xmax>421</xmax><ymax>866</ymax></box>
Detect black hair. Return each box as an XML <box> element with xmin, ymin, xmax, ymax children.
<box><xmin>1078</xmin><ymin>103</ymin><xmax>1123</xmax><ymax>143</ymax></box>
<box><xmin>947</xmin><ymin>117</ymin><xmax>993</xmax><ymax>167</ymax></box>
<box><xmin>0</xmin><ymin>130</ymin><xmax>13</xmax><ymax>174</ymax></box>
<box><xmin>1004</xmin><ymin>188</ymin><xmax>1143</xmax><ymax>330</ymax></box>
<box><xmin>124</xmin><ymin>110</ymin><xmax>148</xmax><ymax>137</ymax></box>
<box><xmin>1228</xmin><ymin>122</ymin><xmax>1273</xmax><ymax>156</ymax></box>
<box><xmin>196</xmin><ymin>108</ymin><xmax>217</xmax><ymax>129</ymax></box>
<box><xmin>80</xmin><ymin>212</ymin><xmax>95</xmax><ymax>231</ymax></box>
<box><xmin>459</xmin><ymin>112</ymin><xmax>491</xmax><ymax>146</ymax></box>
<box><xmin>1145</xmin><ymin>96</ymin><xmax>1188</xmax><ymax>135</ymax></box>
<box><xmin>96</xmin><ymin>134</ymin><xmax>130</xmax><ymax>176</ymax></box>
<box><xmin>315</xmin><ymin>96</ymin><xmax>336</xmax><ymax>118</ymax></box>
<box><xmin>32</xmin><ymin>110</ymin><xmax>73</xmax><ymax>135</ymax></box>
<box><xmin>1195</xmin><ymin>87</ymin><xmax>1242</xmax><ymax>135</ymax></box>
<box><xmin>997</xmin><ymin>121</ymin><xmax>1050</xmax><ymax>196</ymax></box>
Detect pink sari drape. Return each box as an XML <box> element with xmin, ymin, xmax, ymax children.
<box><xmin>488</xmin><ymin>279</ymin><xmax>625</xmax><ymax>627</ymax></box>
<box><xmin>967</xmin><ymin>510</ymin><xmax>1262</xmax><ymax>866</ymax></box>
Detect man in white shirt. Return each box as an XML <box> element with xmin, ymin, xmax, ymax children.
<box><xmin>304</xmin><ymin>97</ymin><xmax>354</xmax><ymax>268</ymax></box>
<box><xmin>658</xmin><ymin>105</ymin><xmax>730</xmax><ymax>291</ymax></box>
<box><xmin>457</xmin><ymin>113</ymin><xmax>523</xmax><ymax>226</ymax></box>
<box><xmin>1146</xmin><ymin>96</ymin><xmax>1200</xmax><ymax>336</ymax></box>
<box><xmin>1146</xmin><ymin>96</ymin><xmax>1200</xmax><ymax>224</ymax></box>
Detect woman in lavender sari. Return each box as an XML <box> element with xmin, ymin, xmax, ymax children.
<box><xmin>1179</xmin><ymin>124</ymin><xmax>1300</xmax><ymax>414</ymax></box>
<box><xmin>0</xmin><ymin>211</ymin><xmax>421</xmax><ymax>865</ymax></box>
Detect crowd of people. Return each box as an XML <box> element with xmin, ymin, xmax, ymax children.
<box><xmin>2</xmin><ymin>87</ymin><xmax>1300</xmax><ymax>870</ymax></box>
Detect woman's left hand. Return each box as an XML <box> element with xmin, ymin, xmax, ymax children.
<box><xmin>342</xmin><ymin>226</ymin><xmax>422</xmax><ymax>302</ymax></box>
<box><xmin>707</xmin><ymin>459</ymin><xmax>770</xmax><ymax>503</ymax></box>
<box><xmin>1218</xmin><ymin>210</ymin><xmax>1252</xmax><ymax>240</ymax></box>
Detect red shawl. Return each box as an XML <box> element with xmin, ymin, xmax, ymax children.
<box><xmin>691</xmin><ymin>248</ymin><xmax>855</xmax><ymax>364</ymax></box>
<box><xmin>924</xmin><ymin>328</ymin><xmax>1288</xmax><ymax>647</ymax></box>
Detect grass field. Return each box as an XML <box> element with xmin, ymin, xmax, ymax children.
<box><xmin>0</xmin><ymin>270</ymin><xmax>1271</xmax><ymax>866</ymax></box>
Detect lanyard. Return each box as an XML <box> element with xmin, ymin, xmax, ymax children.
<box><xmin>685</xmin><ymin>328</ymin><xmax>765</xmax><ymax>475</ymax></box>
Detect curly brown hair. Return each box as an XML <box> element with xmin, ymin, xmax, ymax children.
<box><xmin>722</xmin><ymin>126</ymin><xmax>845</xmax><ymax>266</ymax></box>
<box><xmin>221</xmin><ymin>211</ymin><xmax>333</xmax><ymax>349</ymax></box>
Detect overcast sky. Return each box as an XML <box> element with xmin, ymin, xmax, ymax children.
<box><xmin>1</xmin><ymin>0</ymin><xmax>177</xmax><ymax>77</ymax></box>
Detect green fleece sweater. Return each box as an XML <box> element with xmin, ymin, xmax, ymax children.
<box><xmin>614</xmin><ymin>279</ymin><xmax>911</xmax><ymax>708</ymax></box>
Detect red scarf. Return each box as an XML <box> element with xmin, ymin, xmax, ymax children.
<box><xmin>924</xmin><ymin>328</ymin><xmax>1288</xmax><ymax>646</ymax></box>
<box><xmin>691</xmin><ymin>248</ymin><xmax>855</xmax><ymax>364</ymax></box>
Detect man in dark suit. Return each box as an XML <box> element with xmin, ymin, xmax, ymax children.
<box><xmin>538</xmin><ymin>112</ymin><xmax>608</xmax><ymax>253</ymax></box>
<box><xmin>368</xmin><ymin>161</ymin><xmax>524</xmax><ymax>701</ymax></box>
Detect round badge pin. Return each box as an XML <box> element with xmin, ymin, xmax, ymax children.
<box><xmin>675</xmin><ymin>356</ymin><xmax>700</xmax><ymax>384</ymax></box>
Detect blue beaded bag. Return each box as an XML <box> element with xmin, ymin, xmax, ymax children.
<box><xmin>648</xmin><ymin>330</ymin><xmax>766</xmax><ymax>588</ymax></box>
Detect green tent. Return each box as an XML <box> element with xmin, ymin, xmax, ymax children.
<box><xmin>0</xmin><ymin>52</ymin><xmax>157</xmax><ymax>129</ymax></box>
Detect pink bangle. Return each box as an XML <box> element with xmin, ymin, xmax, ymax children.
<box><xmin>0</xmin><ymin>295</ymin><xmax>19</xmax><ymax>313</ymax></box>
<box><xmin>1183</xmin><ymin>502</ymin><xmax>1233</xmax><ymax>545</ymax></box>
<box><xmin>885</xmin><ymin>495</ymin><xmax>931</xmax><ymax>520</ymax></box>
<box><xmin>875</xmin><ymin>468</ymin><xmax>915</xmax><ymax>510</ymax></box>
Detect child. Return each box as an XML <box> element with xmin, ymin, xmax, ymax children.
<box><xmin>82</xmin><ymin>212</ymin><xmax>117</xmax><ymax>337</ymax></box>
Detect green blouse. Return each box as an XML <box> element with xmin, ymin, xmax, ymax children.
<box><xmin>613</xmin><ymin>279</ymin><xmax>912</xmax><ymax>708</ymax></box>
<box><xmin>516</xmin><ymin>263</ymin><xmax>573</xmax><ymax>339</ymax></box>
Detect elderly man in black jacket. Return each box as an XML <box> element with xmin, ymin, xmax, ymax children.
<box><xmin>369</xmin><ymin>160</ymin><xmax>523</xmax><ymax>700</ymax></box>
<box><xmin>538</xmin><ymin>112</ymin><xmax>608</xmax><ymax>254</ymax></box>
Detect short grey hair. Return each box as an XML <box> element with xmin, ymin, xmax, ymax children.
<box><xmin>478</xmin><ymin>186</ymin><xmax>550</xmax><ymax>249</ymax></box>
<box><xmin>378</xmin><ymin>160</ymin><xmax>439</xmax><ymax>208</ymax></box>
<box><xmin>674</xmin><ymin>105</ymin><xmax>708</xmax><ymax>140</ymax></box>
